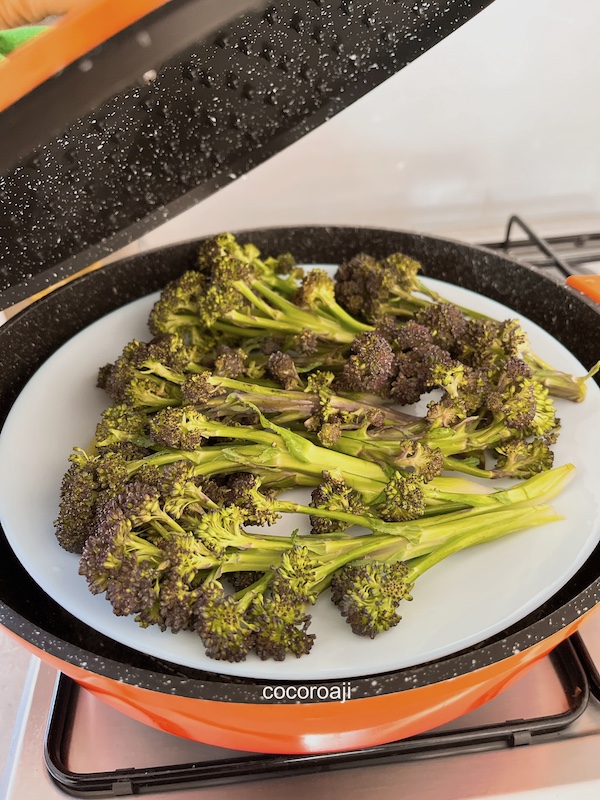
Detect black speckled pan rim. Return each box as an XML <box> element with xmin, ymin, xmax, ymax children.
<box><xmin>1</xmin><ymin>225</ymin><xmax>599</xmax><ymax>705</ymax></box>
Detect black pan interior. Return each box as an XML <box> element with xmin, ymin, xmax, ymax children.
<box><xmin>0</xmin><ymin>225</ymin><xmax>599</xmax><ymax>703</ymax></box>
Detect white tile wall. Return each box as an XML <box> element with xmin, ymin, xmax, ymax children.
<box><xmin>130</xmin><ymin>0</ymin><xmax>600</xmax><ymax>251</ymax></box>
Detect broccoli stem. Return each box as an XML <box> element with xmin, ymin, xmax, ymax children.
<box><xmin>235</xmin><ymin>503</ymin><xmax>562</xmax><ymax>618</ymax></box>
<box><xmin>404</xmin><ymin>503</ymin><xmax>563</xmax><ymax>581</ymax></box>
<box><xmin>523</xmin><ymin>357</ymin><xmax>599</xmax><ymax>402</ymax></box>
<box><xmin>208</xmin><ymin>501</ymin><xmax>563</xmax><ymax>585</ymax></box>
<box><xmin>140</xmin><ymin>412</ymin><xmax>571</xmax><ymax>515</ymax></box>
<box><xmin>272</xmin><ymin>462</ymin><xmax>573</xmax><ymax>533</ymax></box>
<box><xmin>441</xmin><ymin>455</ymin><xmax>499</xmax><ymax>478</ymax></box>
<box><xmin>217</xmin><ymin>278</ymin><xmax>371</xmax><ymax>344</ymax></box>
<box><xmin>204</xmin><ymin>377</ymin><xmax>421</xmax><ymax>426</ymax></box>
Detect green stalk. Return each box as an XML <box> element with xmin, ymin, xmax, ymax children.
<box><xmin>442</xmin><ymin>455</ymin><xmax>496</xmax><ymax>479</ymax></box>
<box><xmin>405</xmin><ymin>504</ymin><xmax>563</xmax><ymax>581</ymax></box>
<box><xmin>277</xmin><ymin>503</ymin><xmax>561</xmax><ymax>602</ymax></box>
<box><xmin>271</xmin><ymin>464</ymin><xmax>573</xmax><ymax>538</ymax></box>
<box><xmin>250</xmin><ymin>280</ymin><xmax>360</xmax><ymax>343</ymax></box>
<box><xmin>225</xmin><ymin>309</ymin><xmax>314</xmax><ymax>334</ymax></box>
<box><xmin>233</xmin><ymin>281</ymin><xmax>283</xmax><ymax>320</ymax></box>
<box><xmin>310</xmin><ymin>293</ymin><xmax>374</xmax><ymax>334</ymax></box>
<box><xmin>524</xmin><ymin>357</ymin><xmax>600</xmax><ymax>403</ymax></box>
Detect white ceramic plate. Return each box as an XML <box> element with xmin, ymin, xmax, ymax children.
<box><xmin>0</xmin><ymin>274</ymin><xmax>599</xmax><ymax>681</ymax></box>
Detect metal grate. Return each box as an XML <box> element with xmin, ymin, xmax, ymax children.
<box><xmin>483</xmin><ymin>215</ymin><xmax>600</xmax><ymax>281</ymax></box>
<box><xmin>44</xmin><ymin>639</ymin><xmax>589</xmax><ymax>798</ymax></box>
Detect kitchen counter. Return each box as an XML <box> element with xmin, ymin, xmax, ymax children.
<box><xmin>0</xmin><ymin>630</ymin><xmax>30</xmax><ymax>776</ymax></box>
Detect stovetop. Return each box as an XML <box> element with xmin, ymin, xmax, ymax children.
<box><xmin>1</xmin><ymin>610</ymin><xmax>600</xmax><ymax>800</ymax></box>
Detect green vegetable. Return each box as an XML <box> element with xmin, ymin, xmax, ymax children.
<box><xmin>55</xmin><ymin>232</ymin><xmax>595</xmax><ymax>662</ymax></box>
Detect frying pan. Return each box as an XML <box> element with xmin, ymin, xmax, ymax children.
<box><xmin>0</xmin><ymin>224</ymin><xmax>599</xmax><ymax>754</ymax></box>
<box><xmin>0</xmin><ymin>0</ymin><xmax>597</xmax><ymax>756</ymax></box>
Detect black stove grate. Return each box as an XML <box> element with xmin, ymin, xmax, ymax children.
<box><xmin>44</xmin><ymin>638</ymin><xmax>589</xmax><ymax>798</ymax></box>
<box><xmin>483</xmin><ymin>214</ymin><xmax>600</xmax><ymax>280</ymax></box>
<box><xmin>572</xmin><ymin>631</ymin><xmax>600</xmax><ymax>702</ymax></box>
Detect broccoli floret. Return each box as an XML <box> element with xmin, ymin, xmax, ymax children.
<box><xmin>269</xmin><ymin>545</ymin><xmax>319</xmax><ymax>602</ymax></box>
<box><xmin>149</xmin><ymin>407</ymin><xmax>209</xmax><ymax>451</ymax></box>
<box><xmin>293</xmin><ymin>268</ymin><xmax>337</xmax><ymax>308</ymax></box>
<box><xmin>267</xmin><ymin>351</ymin><xmax>303</xmax><ymax>390</ymax></box>
<box><xmin>136</xmin><ymin>333</ymin><xmax>197</xmax><ymax>375</ymax></box>
<box><xmin>180</xmin><ymin>373</ymin><xmax>216</xmax><ymax>405</ymax></box>
<box><xmin>413</xmin><ymin>302</ymin><xmax>469</xmax><ymax>355</ymax></box>
<box><xmin>152</xmin><ymin>571</ymin><xmax>203</xmax><ymax>632</ymax></box>
<box><xmin>100</xmin><ymin>337</ymin><xmax>190</xmax><ymax>409</ymax></box>
<box><xmin>198</xmin><ymin>233</ymin><xmax>300</xmax><ymax>291</ymax></box>
<box><xmin>95</xmin><ymin>448</ymin><xmax>135</xmax><ymax>492</ymax></box>
<box><xmin>389</xmin><ymin>440</ymin><xmax>444</xmax><ymax>481</ymax></box>
<box><xmin>95</xmin><ymin>404</ymin><xmax>149</xmax><ymax>450</ymax></box>
<box><xmin>330</xmin><ymin>561</ymin><xmax>413</xmax><ymax>638</ymax></box>
<box><xmin>392</xmin><ymin>320</ymin><xmax>435</xmax><ymax>351</ymax></box>
<box><xmin>148</xmin><ymin>271</ymin><xmax>208</xmax><ymax>344</ymax></box>
<box><xmin>291</xmin><ymin>329</ymin><xmax>319</xmax><ymax>355</ymax></box>
<box><xmin>227</xmin><ymin>570</ymin><xmax>265</xmax><ymax>591</ymax></box>
<box><xmin>456</xmin><ymin>317</ymin><xmax>529</xmax><ymax>372</ymax></box>
<box><xmin>100</xmin><ymin>340</ymin><xmax>142</xmax><ymax>401</ymax></box>
<box><xmin>79</xmin><ymin>482</ymin><xmax>219</xmax><ymax>627</ymax></box>
<box><xmin>425</xmin><ymin>394</ymin><xmax>469</xmax><ymax>428</ymax></box>
<box><xmin>333</xmin><ymin>253</ymin><xmax>382</xmax><ymax>320</ymax></box>
<box><xmin>252</xmin><ymin>592</ymin><xmax>315</xmax><ymax>661</ymax></box>
<box><xmin>192</xmin><ymin>506</ymin><xmax>262</xmax><ymax>557</ymax></box>
<box><xmin>55</xmin><ymin>449</ymin><xmax>101</xmax><ymax>553</ymax></box>
<box><xmin>390</xmin><ymin>344</ymin><xmax>452</xmax><ymax>406</ymax></box>
<box><xmin>381</xmin><ymin>252</ymin><xmax>423</xmax><ymax>293</ymax></box>
<box><xmin>309</xmin><ymin>470</ymin><xmax>367</xmax><ymax>534</ymax></box>
<box><xmin>224</xmin><ymin>472</ymin><xmax>281</xmax><ymax>526</ymax></box>
<box><xmin>147</xmin><ymin>460</ymin><xmax>219</xmax><ymax>518</ymax></box>
<box><xmin>305</xmin><ymin>370</ymin><xmax>336</xmax><ymax>393</ymax></box>
<box><xmin>198</xmin><ymin>258</ymin><xmax>257</xmax><ymax>329</ymax></box>
<box><xmin>334</xmin><ymin>251</ymin><xmax>438</xmax><ymax>323</ymax></box>
<box><xmin>492</xmin><ymin>437</ymin><xmax>555</xmax><ymax>478</ymax></box>
<box><xmin>376</xmin><ymin>471</ymin><xmax>427</xmax><ymax>521</ymax></box>
<box><xmin>192</xmin><ymin>579</ymin><xmax>258</xmax><ymax>662</ymax></box>
<box><xmin>334</xmin><ymin>331</ymin><xmax>395</xmax><ymax>396</ymax></box>
<box><xmin>487</xmin><ymin>378</ymin><xmax>558</xmax><ymax>436</ymax></box>
<box><xmin>293</xmin><ymin>268</ymin><xmax>372</xmax><ymax>336</ymax></box>
<box><xmin>78</xmin><ymin>484</ymin><xmax>170</xmax><ymax>596</ymax></box>
<box><xmin>213</xmin><ymin>346</ymin><xmax>247</xmax><ymax>378</ymax></box>
<box><xmin>420</xmin><ymin>370</ymin><xmax>560</xmax><ymax>472</ymax></box>
<box><xmin>427</xmin><ymin>360</ymin><xmax>490</xmax><ymax>416</ymax></box>
<box><xmin>55</xmin><ymin>443</ymin><xmax>156</xmax><ymax>555</ymax></box>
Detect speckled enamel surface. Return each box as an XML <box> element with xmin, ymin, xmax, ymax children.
<box><xmin>0</xmin><ymin>1</ymin><xmax>496</xmax><ymax>310</ymax></box>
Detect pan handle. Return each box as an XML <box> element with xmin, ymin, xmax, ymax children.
<box><xmin>566</xmin><ymin>275</ymin><xmax>600</xmax><ymax>305</ymax></box>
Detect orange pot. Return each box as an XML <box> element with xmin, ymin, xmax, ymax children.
<box><xmin>2</xmin><ymin>612</ymin><xmax>595</xmax><ymax>754</ymax></box>
<box><xmin>0</xmin><ymin>227</ymin><xmax>599</xmax><ymax>754</ymax></box>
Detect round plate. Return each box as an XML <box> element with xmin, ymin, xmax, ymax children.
<box><xmin>0</xmin><ymin>275</ymin><xmax>599</xmax><ymax>681</ymax></box>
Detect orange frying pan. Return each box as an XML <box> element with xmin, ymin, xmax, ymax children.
<box><xmin>0</xmin><ymin>226</ymin><xmax>598</xmax><ymax>753</ymax></box>
<box><xmin>3</xmin><ymin>0</ymin><xmax>594</xmax><ymax>756</ymax></box>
